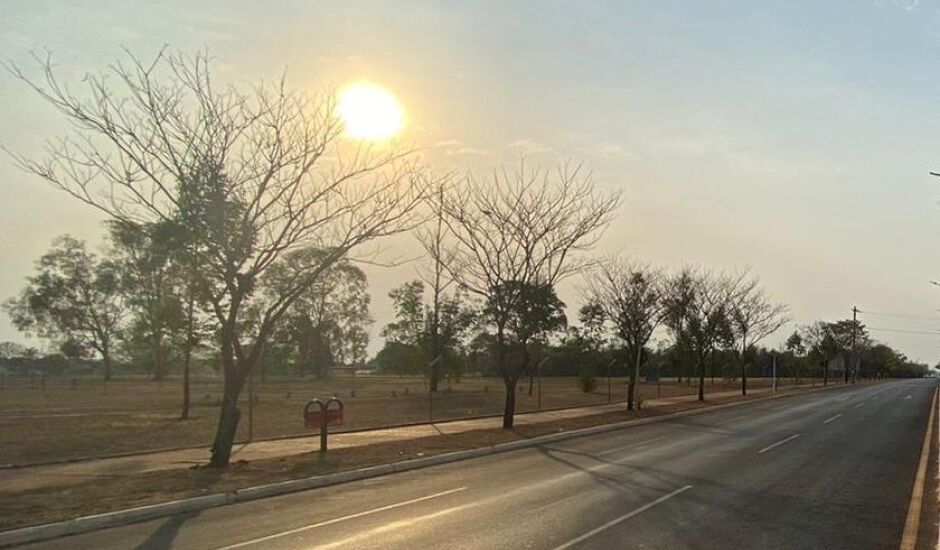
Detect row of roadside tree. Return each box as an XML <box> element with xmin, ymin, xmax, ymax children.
<box><xmin>0</xmin><ymin>49</ymin><xmax>932</xmax><ymax>467</ymax></box>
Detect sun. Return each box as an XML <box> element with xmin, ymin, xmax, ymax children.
<box><xmin>336</xmin><ymin>82</ymin><xmax>404</xmax><ymax>141</ymax></box>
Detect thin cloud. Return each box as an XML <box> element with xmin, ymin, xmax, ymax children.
<box><xmin>507</xmin><ymin>139</ymin><xmax>552</xmax><ymax>154</ymax></box>
<box><xmin>433</xmin><ymin>139</ymin><xmax>490</xmax><ymax>156</ymax></box>
<box><xmin>874</xmin><ymin>0</ymin><xmax>920</xmax><ymax>10</ymax></box>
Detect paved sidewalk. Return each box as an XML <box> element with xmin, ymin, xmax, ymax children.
<box><xmin>1</xmin><ymin>383</ymin><xmax>803</xmax><ymax>493</ymax></box>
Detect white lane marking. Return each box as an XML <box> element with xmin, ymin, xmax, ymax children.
<box><xmin>823</xmin><ymin>413</ymin><xmax>842</xmax><ymax>424</ymax></box>
<box><xmin>215</xmin><ymin>487</ymin><xmax>467</xmax><ymax>549</ymax></box>
<box><xmin>595</xmin><ymin>436</ymin><xmax>666</xmax><ymax>457</ymax></box>
<box><xmin>314</xmin><ymin>503</ymin><xmax>473</xmax><ymax>550</ymax></box>
<box><xmin>854</xmin><ymin>401</ymin><xmax>866</xmax><ymax>409</ymax></box>
<box><xmin>758</xmin><ymin>434</ymin><xmax>801</xmax><ymax>454</ymax></box>
<box><xmin>551</xmin><ymin>485</ymin><xmax>693</xmax><ymax>550</ymax></box>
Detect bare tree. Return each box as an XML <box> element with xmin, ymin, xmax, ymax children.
<box><xmin>5</xmin><ymin>50</ymin><xmax>433</xmax><ymax>467</ymax></box>
<box><xmin>436</xmin><ymin>161</ymin><xmax>621</xmax><ymax>428</ymax></box>
<box><xmin>416</xmin><ymin>183</ymin><xmax>461</xmax><ymax>391</ymax></box>
<box><xmin>585</xmin><ymin>259</ymin><xmax>665</xmax><ymax>411</ymax></box>
<box><xmin>727</xmin><ymin>271</ymin><xmax>789</xmax><ymax>395</ymax></box>
<box><xmin>663</xmin><ymin>267</ymin><xmax>734</xmax><ymax>402</ymax></box>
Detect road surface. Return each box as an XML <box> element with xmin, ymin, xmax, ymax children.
<box><xmin>18</xmin><ymin>379</ymin><xmax>936</xmax><ymax>549</ymax></box>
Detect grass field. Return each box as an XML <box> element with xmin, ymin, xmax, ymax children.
<box><xmin>0</xmin><ymin>374</ymin><xmax>822</xmax><ymax>465</ymax></box>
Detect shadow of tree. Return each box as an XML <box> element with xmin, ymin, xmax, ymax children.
<box><xmin>133</xmin><ymin>510</ymin><xmax>201</xmax><ymax>550</ymax></box>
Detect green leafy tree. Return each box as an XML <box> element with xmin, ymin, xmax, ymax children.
<box><xmin>264</xmin><ymin>248</ymin><xmax>372</xmax><ymax>378</ymax></box>
<box><xmin>800</xmin><ymin>321</ymin><xmax>840</xmax><ymax>385</ymax></box>
<box><xmin>484</xmin><ymin>280</ymin><xmax>567</xmax><ymax>400</ymax></box>
<box><xmin>827</xmin><ymin>319</ymin><xmax>870</xmax><ymax>383</ymax></box>
<box><xmin>663</xmin><ymin>268</ymin><xmax>734</xmax><ymax>402</ymax></box>
<box><xmin>4</xmin><ymin>236</ymin><xmax>123</xmax><ymax>379</ymax></box>
<box><xmin>108</xmin><ymin>220</ymin><xmax>185</xmax><ymax>381</ymax></box>
<box><xmin>382</xmin><ymin>280</ymin><xmax>477</xmax><ymax>388</ymax></box>
<box><xmin>785</xmin><ymin>330</ymin><xmax>806</xmax><ymax>383</ymax></box>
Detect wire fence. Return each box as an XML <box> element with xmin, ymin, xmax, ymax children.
<box><xmin>0</xmin><ymin>373</ymin><xmax>831</xmax><ymax>465</ymax></box>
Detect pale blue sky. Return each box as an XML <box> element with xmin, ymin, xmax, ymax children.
<box><xmin>2</xmin><ymin>0</ymin><xmax>940</xmax><ymax>361</ymax></box>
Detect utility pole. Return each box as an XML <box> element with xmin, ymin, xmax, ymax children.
<box><xmin>851</xmin><ymin>306</ymin><xmax>858</xmax><ymax>384</ymax></box>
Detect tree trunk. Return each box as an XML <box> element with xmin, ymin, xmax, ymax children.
<box><xmin>503</xmin><ymin>377</ymin><xmax>517</xmax><ymax>428</ymax></box>
<box><xmin>180</xmin><ymin>346</ymin><xmax>192</xmax><ymax>420</ymax></box>
<box><xmin>180</xmin><ymin>293</ymin><xmax>196</xmax><ymax>421</ymax></box>
<box><xmin>209</xmin><ymin>330</ymin><xmax>249</xmax><ymax>468</ymax></box>
<box><xmin>496</xmin><ymin>324</ymin><xmax>517</xmax><ymax>429</ymax></box>
<box><xmin>102</xmin><ymin>343</ymin><xmax>113</xmax><ymax>381</ymax></box>
<box><xmin>209</xmin><ymin>386</ymin><xmax>241</xmax><ymax>467</ymax></box>
<box><xmin>697</xmin><ymin>358</ymin><xmax>706</xmax><ymax>402</ymax></box>
<box><xmin>823</xmin><ymin>360</ymin><xmax>828</xmax><ymax>386</ymax></box>
<box><xmin>741</xmin><ymin>361</ymin><xmax>747</xmax><ymax>396</ymax></box>
<box><xmin>628</xmin><ymin>343</ymin><xmax>642</xmax><ymax>411</ymax></box>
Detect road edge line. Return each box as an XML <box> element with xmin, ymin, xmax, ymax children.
<box><xmin>900</xmin><ymin>385</ymin><xmax>937</xmax><ymax>550</ymax></box>
<box><xmin>0</xmin><ymin>381</ymin><xmax>867</xmax><ymax>548</ymax></box>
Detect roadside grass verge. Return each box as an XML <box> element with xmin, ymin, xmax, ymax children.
<box><xmin>0</xmin><ymin>387</ymin><xmax>818</xmax><ymax>532</ymax></box>
<box><xmin>0</xmin><ymin>375</ymin><xmax>815</xmax><ymax>465</ymax></box>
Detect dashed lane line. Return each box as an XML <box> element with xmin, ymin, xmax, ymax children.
<box><xmin>758</xmin><ymin>434</ymin><xmax>801</xmax><ymax>454</ymax></box>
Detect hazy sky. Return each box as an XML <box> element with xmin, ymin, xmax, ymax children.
<box><xmin>2</xmin><ymin>0</ymin><xmax>940</xmax><ymax>362</ymax></box>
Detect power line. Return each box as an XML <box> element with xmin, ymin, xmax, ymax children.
<box><xmin>867</xmin><ymin>327</ymin><xmax>940</xmax><ymax>335</ymax></box>
<box><xmin>857</xmin><ymin>309</ymin><xmax>940</xmax><ymax>322</ymax></box>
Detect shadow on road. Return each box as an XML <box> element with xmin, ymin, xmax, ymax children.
<box><xmin>133</xmin><ymin>511</ymin><xmax>201</xmax><ymax>550</ymax></box>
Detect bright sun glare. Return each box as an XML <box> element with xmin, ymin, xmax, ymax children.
<box><xmin>337</xmin><ymin>83</ymin><xmax>404</xmax><ymax>140</ymax></box>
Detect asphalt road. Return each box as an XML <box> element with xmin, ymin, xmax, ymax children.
<box><xmin>19</xmin><ymin>379</ymin><xmax>936</xmax><ymax>550</ymax></box>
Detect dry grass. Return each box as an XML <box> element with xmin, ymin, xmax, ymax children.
<box><xmin>0</xmin><ymin>387</ymin><xmax>790</xmax><ymax>532</ymax></box>
<box><xmin>0</xmin><ymin>374</ymin><xmax>813</xmax><ymax>465</ymax></box>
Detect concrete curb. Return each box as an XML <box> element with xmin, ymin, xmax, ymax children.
<box><xmin>0</xmin><ymin>382</ymin><xmax>859</xmax><ymax>548</ymax></box>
